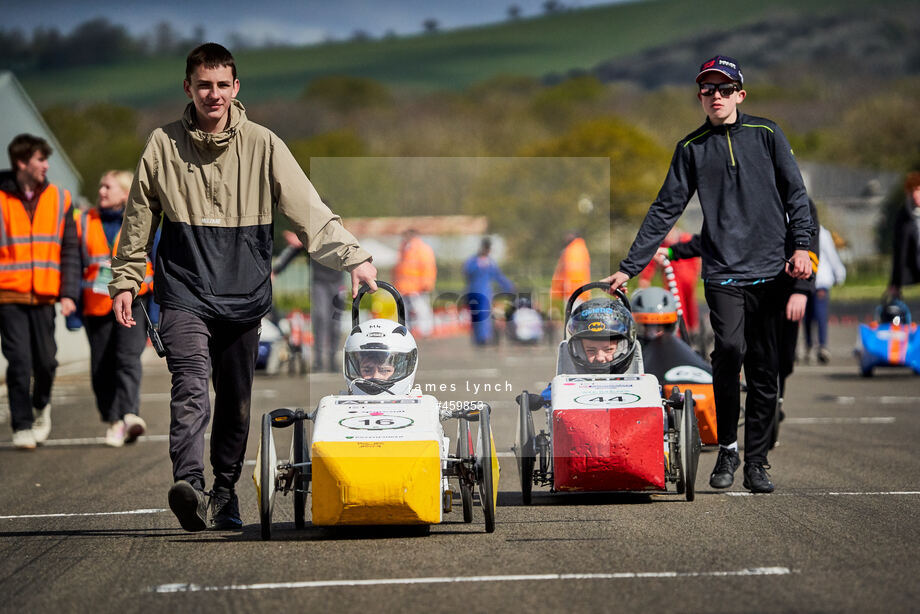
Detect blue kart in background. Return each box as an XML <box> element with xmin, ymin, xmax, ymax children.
<box><xmin>854</xmin><ymin>299</ymin><xmax>920</xmax><ymax>377</ymax></box>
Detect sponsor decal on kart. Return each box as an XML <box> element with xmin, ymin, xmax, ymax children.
<box><xmin>336</xmin><ymin>398</ymin><xmax>421</xmax><ymax>405</ymax></box>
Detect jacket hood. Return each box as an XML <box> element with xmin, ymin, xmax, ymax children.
<box><xmin>0</xmin><ymin>169</ymin><xmax>48</xmax><ymax>200</ymax></box>
<box><xmin>181</xmin><ymin>99</ymin><xmax>247</xmax><ymax>152</ymax></box>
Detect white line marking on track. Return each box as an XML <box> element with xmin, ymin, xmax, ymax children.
<box><xmin>0</xmin><ymin>435</ymin><xmax>170</xmax><ymax>448</ymax></box>
<box><xmin>151</xmin><ymin>566</ymin><xmax>793</xmax><ymax>593</ymax></box>
<box><xmin>832</xmin><ymin>396</ymin><xmax>920</xmax><ymax>405</ymax></box>
<box><xmin>785</xmin><ymin>417</ymin><xmax>896</xmax><ymax>424</ymax></box>
<box><xmin>0</xmin><ymin>508</ymin><xmax>167</xmax><ymax>520</ymax></box>
<box><xmin>725</xmin><ymin>491</ymin><xmax>920</xmax><ymax>497</ymax></box>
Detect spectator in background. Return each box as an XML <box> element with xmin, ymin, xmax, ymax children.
<box><xmin>393</xmin><ymin>228</ymin><xmax>437</xmax><ymax>338</ymax></box>
<box><xmin>463</xmin><ymin>237</ymin><xmax>514</xmax><ymax>345</ymax></box>
<box><xmin>804</xmin><ymin>225</ymin><xmax>846</xmax><ymax>364</ymax></box>
<box><xmin>639</xmin><ymin>227</ymin><xmax>701</xmax><ymax>333</ymax></box>
<box><xmin>0</xmin><ymin>134</ymin><xmax>80</xmax><ymax>450</ymax></box>
<box><xmin>550</xmin><ymin>230</ymin><xmax>591</xmax><ymax>306</ymax></box>
<box><xmin>888</xmin><ymin>171</ymin><xmax>920</xmax><ymax>298</ymax></box>
<box><xmin>273</xmin><ymin>230</ymin><xmax>346</xmax><ymax>373</ymax></box>
<box><xmin>77</xmin><ymin>170</ymin><xmax>151</xmax><ymax>447</ymax></box>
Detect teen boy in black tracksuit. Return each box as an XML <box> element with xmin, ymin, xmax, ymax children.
<box><xmin>603</xmin><ymin>55</ymin><xmax>813</xmax><ymax>493</ymax></box>
<box><xmin>664</xmin><ymin>199</ymin><xmax>820</xmax><ymax>448</ymax></box>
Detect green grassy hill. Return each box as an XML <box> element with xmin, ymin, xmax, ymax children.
<box><xmin>19</xmin><ymin>0</ymin><xmax>904</xmax><ymax>108</ymax></box>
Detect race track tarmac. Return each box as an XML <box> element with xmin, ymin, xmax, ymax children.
<box><xmin>1</xmin><ymin>321</ymin><xmax>918</xmax><ymax>613</ymax></box>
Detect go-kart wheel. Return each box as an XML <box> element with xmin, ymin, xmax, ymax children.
<box><xmin>293</xmin><ymin>418</ymin><xmax>308</xmax><ymax>529</ymax></box>
<box><xmin>516</xmin><ymin>392</ymin><xmax>536</xmax><ymax>505</ymax></box>
<box><xmin>674</xmin><ymin>407</ymin><xmax>685</xmax><ymax>495</ymax></box>
<box><xmin>259</xmin><ymin>413</ymin><xmax>276</xmax><ymax>540</ymax></box>
<box><xmin>680</xmin><ymin>391</ymin><xmax>701</xmax><ymax>502</ymax></box>
<box><xmin>477</xmin><ymin>406</ymin><xmax>496</xmax><ymax>533</ymax></box>
<box><xmin>457</xmin><ymin>419</ymin><xmax>474</xmax><ymax>523</ymax></box>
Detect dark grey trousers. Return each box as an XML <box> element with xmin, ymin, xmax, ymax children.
<box><xmin>159</xmin><ymin>307</ymin><xmax>260</xmax><ymax>491</ymax></box>
<box><xmin>84</xmin><ymin>300</ymin><xmax>148</xmax><ymax>423</ymax></box>
<box><xmin>0</xmin><ymin>304</ymin><xmax>57</xmax><ymax>432</ymax></box>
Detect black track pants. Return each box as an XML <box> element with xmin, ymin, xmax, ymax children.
<box><xmin>704</xmin><ymin>281</ymin><xmax>783</xmax><ymax>464</ymax></box>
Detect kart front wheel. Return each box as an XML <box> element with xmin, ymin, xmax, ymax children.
<box><xmin>293</xmin><ymin>418</ymin><xmax>309</xmax><ymax>529</ymax></box>
<box><xmin>477</xmin><ymin>406</ymin><xmax>496</xmax><ymax>533</ymax></box>
<box><xmin>457</xmin><ymin>419</ymin><xmax>474</xmax><ymax>523</ymax></box>
<box><xmin>258</xmin><ymin>413</ymin><xmax>276</xmax><ymax>540</ymax></box>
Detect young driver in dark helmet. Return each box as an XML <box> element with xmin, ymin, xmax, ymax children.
<box><xmin>518</xmin><ymin>297</ymin><xmax>639</xmax><ymax>407</ymax></box>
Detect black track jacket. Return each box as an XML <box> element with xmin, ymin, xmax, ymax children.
<box><xmin>619</xmin><ymin>112</ymin><xmax>812</xmax><ymax>282</ymax></box>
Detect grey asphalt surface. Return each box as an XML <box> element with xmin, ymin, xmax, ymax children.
<box><xmin>1</xmin><ymin>320</ymin><xmax>918</xmax><ymax>613</ymax></box>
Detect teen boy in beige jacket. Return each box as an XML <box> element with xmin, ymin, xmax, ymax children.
<box><xmin>110</xmin><ymin>43</ymin><xmax>377</xmax><ymax>531</ymax></box>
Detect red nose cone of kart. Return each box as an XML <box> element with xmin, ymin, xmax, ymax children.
<box><xmin>553</xmin><ymin>407</ymin><xmax>665</xmax><ymax>492</ymax></box>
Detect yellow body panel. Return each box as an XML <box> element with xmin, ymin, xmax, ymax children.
<box><xmin>312</xmin><ymin>440</ymin><xmax>442</xmax><ymax>525</ymax></box>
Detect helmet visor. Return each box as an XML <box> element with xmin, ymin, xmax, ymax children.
<box><xmin>345</xmin><ymin>348</ymin><xmax>416</xmax><ymax>384</ymax></box>
<box><xmin>572</xmin><ymin>336</ymin><xmax>631</xmax><ymax>367</ymax></box>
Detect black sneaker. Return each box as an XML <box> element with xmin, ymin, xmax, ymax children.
<box><xmin>209</xmin><ymin>487</ymin><xmax>243</xmax><ymax>530</ymax></box>
<box><xmin>168</xmin><ymin>480</ymin><xmax>209</xmax><ymax>532</ymax></box>
<box><xmin>743</xmin><ymin>462</ymin><xmax>775</xmax><ymax>493</ymax></box>
<box><xmin>709</xmin><ymin>447</ymin><xmax>741</xmax><ymax>489</ymax></box>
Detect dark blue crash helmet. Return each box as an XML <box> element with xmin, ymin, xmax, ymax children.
<box><xmin>566</xmin><ymin>297</ymin><xmax>637</xmax><ymax>373</ymax></box>
<box><xmin>877</xmin><ymin>298</ymin><xmax>912</xmax><ymax>325</ymax></box>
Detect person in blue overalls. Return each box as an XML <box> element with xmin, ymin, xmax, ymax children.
<box><xmin>462</xmin><ymin>237</ymin><xmax>514</xmax><ymax>345</ymax></box>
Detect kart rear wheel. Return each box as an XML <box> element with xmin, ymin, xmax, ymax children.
<box><xmin>259</xmin><ymin>413</ymin><xmax>275</xmax><ymax>540</ymax></box>
<box><xmin>293</xmin><ymin>418</ymin><xmax>308</xmax><ymax>529</ymax></box>
<box><xmin>457</xmin><ymin>419</ymin><xmax>474</xmax><ymax>523</ymax></box>
<box><xmin>680</xmin><ymin>391</ymin><xmax>701</xmax><ymax>502</ymax></box>
<box><xmin>477</xmin><ymin>406</ymin><xmax>496</xmax><ymax>533</ymax></box>
<box><xmin>516</xmin><ymin>392</ymin><xmax>536</xmax><ymax>505</ymax></box>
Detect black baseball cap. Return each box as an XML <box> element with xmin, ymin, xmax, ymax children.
<box><xmin>696</xmin><ymin>55</ymin><xmax>743</xmax><ymax>85</ymax></box>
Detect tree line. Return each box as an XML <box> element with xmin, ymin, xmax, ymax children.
<box><xmin>0</xmin><ymin>19</ymin><xmax>207</xmax><ymax>72</ymax></box>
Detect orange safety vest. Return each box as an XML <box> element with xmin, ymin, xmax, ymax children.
<box><xmin>550</xmin><ymin>237</ymin><xmax>591</xmax><ymax>304</ymax></box>
<box><xmin>76</xmin><ymin>208</ymin><xmax>153</xmax><ymax>316</ymax></box>
<box><xmin>0</xmin><ymin>184</ymin><xmax>71</xmax><ymax>298</ymax></box>
<box><xmin>393</xmin><ymin>237</ymin><xmax>437</xmax><ymax>295</ymax></box>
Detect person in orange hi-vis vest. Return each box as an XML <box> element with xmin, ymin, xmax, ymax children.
<box><xmin>550</xmin><ymin>231</ymin><xmax>591</xmax><ymax>308</ymax></box>
<box><xmin>76</xmin><ymin>170</ymin><xmax>154</xmax><ymax>448</ymax></box>
<box><xmin>0</xmin><ymin>134</ymin><xmax>80</xmax><ymax>450</ymax></box>
<box><xmin>393</xmin><ymin>229</ymin><xmax>437</xmax><ymax>337</ymax></box>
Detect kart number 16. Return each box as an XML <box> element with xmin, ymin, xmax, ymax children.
<box><xmin>339</xmin><ymin>415</ymin><xmax>414</xmax><ymax>430</ymax></box>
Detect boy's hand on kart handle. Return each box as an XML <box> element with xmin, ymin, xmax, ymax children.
<box><xmin>351</xmin><ymin>261</ymin><xmax>378</xmax><ymax>298</ymax></box>
<box><xmin>785</xmin><ymin>249</ymin><xmax>812</xmax><ymax>279</ymax></box>
<box><xmin>600</xmin><ymin>271</ymin><xmax>630</xmax><ymax>295</ymax></box>
<box><xmin>652</xmin><ymin>246</ymin><xmax>669</xmax><ymax>266</ymax></box>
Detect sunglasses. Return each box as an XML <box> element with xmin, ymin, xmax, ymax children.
<box><xmin>698</xmin><ymin>82</ymin><xmax>740</xmax><ymax>97</ymax></box>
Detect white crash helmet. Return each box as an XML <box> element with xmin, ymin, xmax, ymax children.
<box><xmin>343</xmin><ymin>318</ymin><xmax>418</xmax><ymax>395</ymax></box>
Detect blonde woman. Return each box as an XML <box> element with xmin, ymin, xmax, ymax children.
<box><xmin>76</xmin><ymin>170</ymin><xmax>152</xmax><ymax>446</ymax></box>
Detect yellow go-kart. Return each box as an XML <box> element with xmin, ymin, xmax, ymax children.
<box><xmin>254</xmin><ymin>281</ymin><xmax>498</xmax><ymax>539</ymax></box>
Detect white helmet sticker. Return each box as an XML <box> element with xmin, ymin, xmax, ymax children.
<box><xmin>664</xmin><ymin>366</ymin><xmax>712</xmax><ymax>384</ymax></box>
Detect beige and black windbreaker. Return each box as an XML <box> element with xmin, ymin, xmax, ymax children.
<box><xmin>110</xmin><ymin>100</ymin><xmax>371</xmax><ymax>322</ymax></box>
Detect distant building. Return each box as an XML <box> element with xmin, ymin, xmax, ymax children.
<box><xmin>0</xmin><ymin>71</ymin><xmax>82</xmax><ymax>197</ymax></box>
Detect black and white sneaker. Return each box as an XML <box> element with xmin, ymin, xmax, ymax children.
<box><xmin>168</xmin><ymin>480</ymin><xmax>209</xmax><ymax>532</ymax></box>
<box><xmin>209</xmin><ymin>487</ymin><xmax>243</xmax><ymax>530</ymax></box>
<box><xmin>743</xmin><ymin>462</ymin><xmax>775</xmax><ymax>494</ymax></box>
<box><xmin>709</xmin><ymin>447</ymin><xmax>740</xmax><ymax>489</ymax></box>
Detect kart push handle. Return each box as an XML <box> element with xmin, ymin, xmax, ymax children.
<box><xmin>564</xmin><ymin>281</ymin><xmax>630</xmax><ymax>339</ymax></box>
<box><xmin>352</xmin><ymin>280</ymin><xmax>407</xmax><ymax>328</ymax></box>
